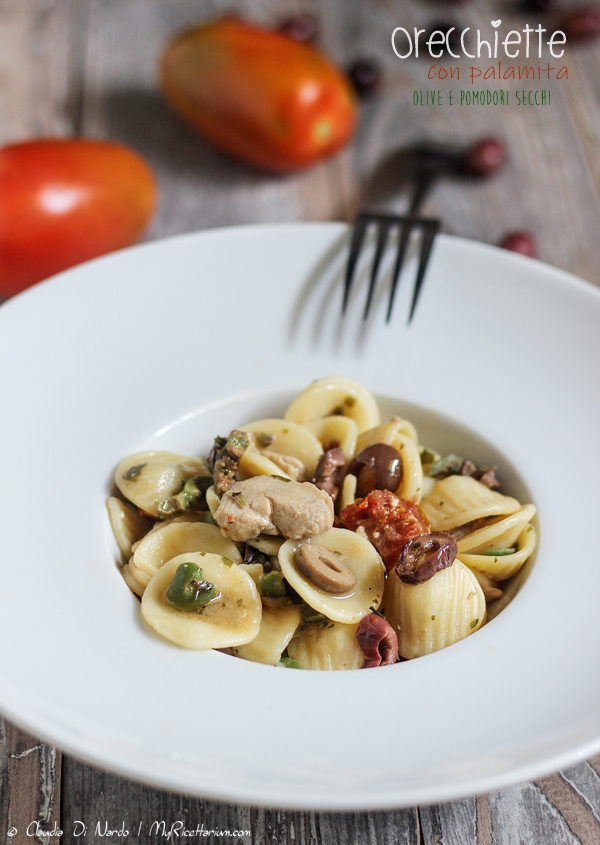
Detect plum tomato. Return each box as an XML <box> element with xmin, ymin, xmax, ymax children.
<box><xmin>160</xmin><ymin>17</ymin><xmax>357</xmax><ymax>172</ymax></box>
<box><xmin>0</xmin><ymin>139</ymin><xmax>157</xmax><ymax>297</ymax></box>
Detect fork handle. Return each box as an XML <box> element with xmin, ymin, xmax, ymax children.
<box><xmin>408</xmin><ymin>170</ymin><xmax>438</xmax><ymax>216</ymax></box>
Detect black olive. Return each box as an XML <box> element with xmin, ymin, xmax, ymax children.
<box><xmin>499</xmin><ymin>231</ymin><xmax>538</xmax><ymax>258</ymax></box>
<box><xmin>347</xmin><ymin>59</ymin><xmax>382</xmax><ymax>97</ymax></box>
<box><xmin>277</xmin><ymin>14</ymin><xmax>318</xmax><ymax>43</ymax></box>
<box><xmin>521</xmin><ymin>0</ymin><xmax>554</xmax><ymax>10</ymax></box>
<box><xmin>395</xmin><ymin>532</ymin><xmax>458</xmax><ymax>584</ymax></box>
<box><xmin>346</xmin><ymin>443</ymin><xmax>403</xmax><ymax>497</ymax></box>
<box><xmin>462</xmin><ymin>137</ymin><xmax>507</xmax><ymax>177</ymax></box>
<box><xmin>557</xmin><ymin>9</ymin><xmax>600</xmax><ymax>42</ymax></box>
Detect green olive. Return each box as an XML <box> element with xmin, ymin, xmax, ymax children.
<box><xmin>156</xmin><ymin>475</ymin><xmax>212</xmax><ymax>518</ymax></box>
<box><xmin>166</xmin><ymin>562</ymin><xmax>219</xmax><ymax>610</ymax></box>
<box><xmin>258</xmin><ymin>570</ymin><xmax>287</xmax><ymax>598</ymax></box>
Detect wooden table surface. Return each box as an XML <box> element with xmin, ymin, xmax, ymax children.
<box><xmin>3</xmin><ymin>0</ymin><xmax>600</xmax><ymax>842</ymax></box>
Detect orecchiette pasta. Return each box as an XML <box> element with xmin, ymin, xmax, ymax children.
<box><xmin>106</xmin><ymin>496</ymin><xmax>153</xmax><ymax>559</ymax></box>
<box><xmin>420</xmin><ymin>475</ymin><xmax>521</xmax><ymax>531</ymax></box>
<box><xmin>133</xmin><ymin>521</ymin><xmax>242</xmax><ymax>581</ymax></box>
<box><xmin>141</xmin><ymin>552</ymin><xmax>262</xmax><ymax>649</ymax></box>
<box><xmin>284</xmin><ymin>376</ymin><xmax>380</xmax><ymax>433</ymax></box>
<box><xmin>232</xmin><ymin>604</ymin><xmax>301</xmax><ymax>665</ymax></box>
<box><xmin>240</xmin><ymin>418</ymin><xmax>323</xmax><ymax>478</ymax></box>
<box><xmin>287</xmin><ymin>621</ymin><xmax>365</xmax><ymax>670</ymax></box>
<box><xmin>278</xmin><ymin>528</ymin><xmax>385</xmax><ymax>624</ymax></box>
<box><xmin>108</xmin><ymin>376</ymin><xmax>537</xmax><ymax>670</ymax></box>
<box><xmin>384</xmin><ymin>559</ymin><xmax>486</xmax><ymax>659</ymax></box>
<box><xmin>305</xmin><ymin>416</ymin><xmax>359</xmax><ymax>462</ymax></box>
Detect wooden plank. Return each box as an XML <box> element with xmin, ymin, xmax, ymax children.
<box><xmin>60</xmin><ymin>756</ymin><xmax>419</xmax><ymax>844</ymax></box>
<box><xmin>0</xmin><ymin>0</ymin><xmax>81</xmax><ymax>143</ymax></box>
<box><xmin>420</xmin><ymin>798</ymin><xmax>477</xmax><ymax>845</ymax></box>
<box><xmin>488</xmin><ymin>783</ymin><xmax>581</xmax><ymax>845</ymax></box>
<box><xmin>0</xmin><ymin>718</ymin><xmax>61</xmax><ymax>845</ymax></box>
<box><xmin>563</xmin><ymin>45</ymin><xmax>600</xmax><ymax>264</ymax></box>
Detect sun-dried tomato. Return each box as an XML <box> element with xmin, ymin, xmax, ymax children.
<box><xmin>339</xmin><ymin>489</ymin><xmax>430</xmax><ymax>570</ymax></box>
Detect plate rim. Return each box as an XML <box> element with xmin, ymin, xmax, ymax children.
<box><xmin>1</xmin><ymin>220</ymin><xmax>600</xmax><ymax>810</ymax></box>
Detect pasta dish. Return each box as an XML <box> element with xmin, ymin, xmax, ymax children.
<box><xmin>107</xmin><ymin>377</ymin><xmax>536</xmax><ymax>669</ymax></box>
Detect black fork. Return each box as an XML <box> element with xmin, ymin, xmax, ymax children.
<box><xmin>341</xmin><ymin>141</ymin><xmax>456</xmax><ymax>324</ymax></box>
<box><xmin>341</xmin><ymin>211</ymin><xmax>440</xmax><ymax>324</ymax></box>
<box><xmin>342</xmin><ymin>137</ymin><xmax>505</xmax><ymax>323</ymax></box>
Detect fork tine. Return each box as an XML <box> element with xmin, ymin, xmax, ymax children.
<box><xmin>407</xmin><ymin>220</ymin><xmax>440</xmax><ymax>324</ymax></box>
<box><xmin>343</xmin><ymin>212</ymin><xmax>440</xmax><ymax>324</ymax></box>
<box><xmin>363</xmin><ymin>220</ymin><xmax>391</xmax><ymax>319</ymax></box>
<box><xmin>385</xmin><ymin>219</ymin><xmax>413</xmax><ymax>323</ymax></box>
<box><xmin>342</xmin><ymin>213</ymin><xmax>369</xmax><ymax>314</ymax></box>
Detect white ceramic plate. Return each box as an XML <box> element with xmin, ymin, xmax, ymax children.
<box><xmin>1</xmin><ymin>222</ymin><xmax>599</xmax><ymax>810</ymax></box>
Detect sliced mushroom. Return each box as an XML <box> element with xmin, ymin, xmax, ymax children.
<box><xmin>295</xmin><ymin>544</ymin><xmax>357</xmax><ymax>594</ymax></box>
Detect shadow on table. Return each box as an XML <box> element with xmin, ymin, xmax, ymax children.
<box><xmin>92</xmin><ymin>86</ymin><xmax>278</xmax><ymax>185</ymax></box>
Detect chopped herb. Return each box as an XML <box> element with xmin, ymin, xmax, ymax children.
<box><xmin>231</xmin><ymin>491</ymin><xmax>247</xmax><ymax>508</ymax></box>
<box><xmin>429</xmin><ymin>453</ymin><xmax>464</xmax><ymax>478</ymax></box>
<box><xmin>431</xmin><ymin>614</ymin><xmax>436</xmax><ymax>620</ymax></box>
<box><xmin>333</xmin><ymin>549</ymin><xmax>343</xmax><ymax>556</ymax></box>
<box><xmin>123</xmin><ymin>463</ymin><xmax>146</xmax><ymax>481</ymax></box>
<box><xmin>256</xmin><ymin>432</ymin><xmax>275</xmax><ymax>448</ymax></box>
<box><xmin>420</xmin><ymin>448</ymin><xmax>438</xmax><ymax>465</ymax></box>
<box><xmin>302</xmin><ymin>607</ymin><xmax>328</xmax><ymax>624</ymax></box>
<box><xmin>470</xmin><ymin>618</ymin><xmax>479</xmax><ymax>629</ymax></box>
<box><xmin>439</xmin><ymin>501</ymin><xmax>445</xmax><ymax>506</ymax></box>
<box><xmin>282</xmin><ymin>428</ymin><xmax>289</xmax><ymax>434</ymax></box>
<box><xmin>270</xmin><ymin>474</ymin><xmax>291</xmax><ymax>482</ymax></box>
<box><xmin>156</xmin><ymin>474</ymin><xmax>211</xmax><ymax>519</ymax></box>
<box><xmin>221</xmin><ymin>556</ymin><xmax>233</xmax><ymax>567</ymax></box>
<box><xmin>344</xmin><ymin>396</ymin><xmax>356</xmax><ymax>407</ymax></box>
<box><xmin>279</xmin><ymin>657</ymin><xmax>303</xmax><ymax>669</ymax></box>
<box><xmin>236</xmin><ymin>598</ymin><xmax>243</xmax><ymax>606</ymax></box>
<box><xmin>332</xmin><ymin>405</ymin><xmax>344</xmax><ymax>415</ymax></box>
<box><xmin>483</xmin><ymin>548</ymin><xmax>516</xmax><ymax>556</ymax></box>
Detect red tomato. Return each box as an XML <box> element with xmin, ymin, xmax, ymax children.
<box><xmin>340</xmin><ymin>490</ymin><xmax>430</xmax><ymax>571</ymax></box>
<box><xmin>0</xmin><ymin>139</ymin><xmax>157</xmax><ymax>297</ymax></box>
<box><xmin>160</xmin><ymin>17</ymin><xmax>357</xmax><ymax>172</ymax></box>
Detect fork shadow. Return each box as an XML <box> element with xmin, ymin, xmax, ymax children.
<box><xmin>287</xmin><ymin>225</ymin><xmax>424</xmax><ymax>355</ymax></box>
